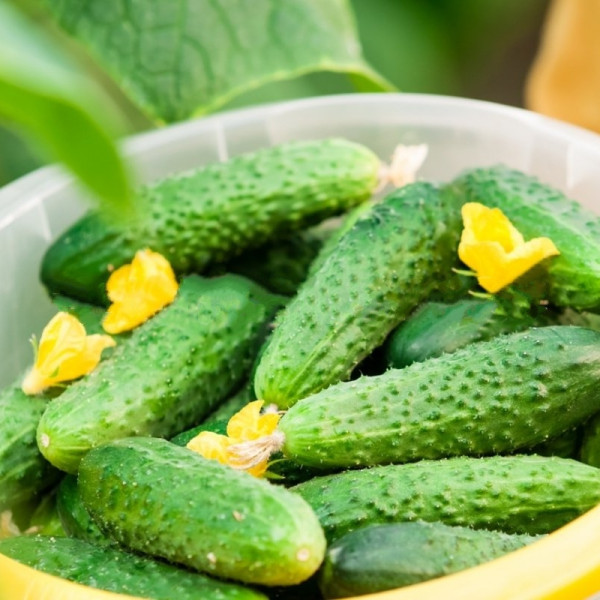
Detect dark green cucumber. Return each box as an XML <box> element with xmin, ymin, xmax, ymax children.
<box><xmin>385</xmin><ymin>297</ymin><xmax>551</xmax><ymax>368</ymax></box>
<box><xmin>41</xmin><ymin>139</ymin><xmax>380</xmax><ymax>304</ymax></box>
<box><xmin>56</xmin><ymin>475</ymin><xmax>109</xmax><ymax>545</ymax></box>
<box><xmin>254</xmin><ymin>182</ymin><xmax>463</xmax><ymax>408</ymax></box>
<box><xmin>0</xmin><ymin>296</ymin><xmax>108</xmax><ymax>512</ymax></box>
<box><xmin>37</xmin><ymin>275</ymin><xmax>281</xmax><ymax>474</ymax></box>
<box><xmin>221</xmin><ymin>227</ymin><xmax>330</xmax><ymax>296</ymax></box>
<box><xmin>319</xmin><ymin>521</ymin><xmax>540</xmax><ymax>598</ymax></box>
<box><xmin>444</xmin><ymin>165</ymin><xmax>600</xmax><ymax>310</ymax></box>
<box><xmin>279</xmin><ymin>327</ymin><xmax>600</xmax><ymax>468</ymax></box>
<box><xmin>0</xmin><ymin>536</ymin><xmax>265</xmax><ymax>599</ymax></box>
<box><xmin>0</xmin><ymin>383</ymin><xmax>61</xmax><ymax>511</ymax></box>
<box><xmin>580</xmin><ymin>414</ymin><xmax>600</xmax><ymax>468</ymax></box>
<box><xmin>529</xmin><ymin>427</ymin><xmax>582</xmax><ymax>459</ymax></box>
<box><xmin>79</xmin><ymin>437</ymin><xmax>326</xmax><ymax>586</ymax></box>
<box><xmin>292</xmin><ymin>455</ymin><xmax>600</xmax><ymax>541</ymax></box>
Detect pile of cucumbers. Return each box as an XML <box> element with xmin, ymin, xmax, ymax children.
<box><xmin>3</xmin><ymin>137</ymin><xmax>600</xmax><ymax>600</ymax></box>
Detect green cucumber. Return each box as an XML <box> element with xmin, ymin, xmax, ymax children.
<box><xmin>529</xmin><ymin>427</ymin><xmax>582</xmax><ymax>459</ymax></box>
<box><xmin>254</xmin><ymin>182</ymin><xmax>463</xmax><ymax>408</ymax></box>
<box><xmin>37</xmin><ymin>275</ymin><xmax>281</xmax><ymax>474</ymax></box>
<box><xmin>56</xmin><ymin>475</ymin><xmax>109</xmax><ymax>545</ymax></box>
<box><xmin>580</xmin><ymin>414</ymin><xmax>600</xmax><ymax>468</ymax></box>
<box><xmin>0</xmin><ymin>536</ymin><xmax>265</xmax><ymax>599</ymax></box>
<box><xmin>292</xmin><ymin>455</ymin><xmax>600</xmax><ymax>541</ymax></box>
<box><xmin>384</xmin><ymin>297</ymin><xmax>551</xmax><ymax>368</ymax></box>
<box><xmin>319</xmin><ymin>521</ymin><xmax>541</xmax><ymax>598</ymax></box>
<box><xmin>279</xmin><ymin>327</ymin><xmax>600</xmax><ymax>468</ymax></box>
<box><xmin>25</xmin><ymin>489</ymin><xmax>65</xmax><ymax>537</ymax></box>
<box><xmin>41</xmin><ymin>139</ymin><xmax>380</xmax><ymax>304</ymax></box>
<box><xmin>78</xmin><ymin>437</ymin><xmax>326</xmax><ymax>586</ymax></box>
<box><xmin>170</xmin><ymin>419</ymin><xmax>229</xmax><ymax>447</ymax></box>
<box><xmin>220</xmin><ymin>227</ymin><xmax>330</xmax><ymax>296</ymax></box>
<box><xmin>0</xmin><ymin>383</ymin><xmax>61</xmax><ymax>512</ymax></box>
<box><xmin>444</xmin><ymin>165</ymin><xmax>600</xmax><ymax>310</ymax></box>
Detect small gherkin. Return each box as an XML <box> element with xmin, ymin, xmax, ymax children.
<box><xmin>254</xmin><ymin>182</ymin><xmax>464</xmax><ymax>408</ymax></box>
<box><xmin>293</xmin><ymin>455</ymin><xmax>600</xmax><ymax>542</ymax></box>
<box><xmin>444</xmin><ymin>165</ymin><xmax>600</xmax><ymax>310</ymax></box>
<box><xmin>41</xmin><ymin>139</ymin><xmax>380</xmax><ymax>304</ymax></box>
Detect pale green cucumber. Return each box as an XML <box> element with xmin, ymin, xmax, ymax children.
<box><xmin>254</xmin><ymin>182</ymin><xmax>463</xmax><ymax>408</ymax></box>
<box><xmin>41</xmin><ymin>139</ymin><xmax>380</xmax><ymax>305</ymax></box>
<box><xmin>37</xmin><ymin>275</ymin><xmax>281</xmax><ymax>474</ymax></box>
<box><xmin>278</xmin><ymin>326</ymin><xmax>600</xmax><ymax>469</ymax></box>
<box><xmin>444</xmin><ymin>165</ymin><xmax>600</xmax><ymax>310</ymax></box>
<box><xmin>0</xmin><ymin>536</ymin><xmax>265</xmax><ymax>599</ymax></box>
<box><xmin>292</xmin><ymin>455</ymin><xmax>600</xmax><ymax>541</ymax></box>
<box><xmin>319</xmin><ymin>521</ymin><xmax>541</xmax><ymax>598</ymax></box>
<box><xmin>79</xmin><ymin>437</ymin><xmax>326</xmax><ymax>587</ymax></box>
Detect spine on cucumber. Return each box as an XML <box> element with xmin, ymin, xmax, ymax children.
<box><xmin>292</xmin><ymin>455</ymin><xmax>600</xmax><ymax>541</ymax></box>
<box><xmin>254</xmin><ymin>182</ymin><xmax>463</xmax><ymax>408</ymax></box>
<box><xmin>443</xmin><ymin>165</ymin><xmax>600</xmax><ymax>310</ymax></box>
<box><xmin>0</xmin><ymin>536</ymin><xmax>266</xmax><ymax>600</ymax></box>
<box><xmin>279</xmin><ymin>326</ymin><xmax>600</xmax><ymax>468</ymax></box>
<box><xmin>41</xmin><ymin>139</ymin><xmax>380</xmax><ymax>304</ymax></box>
<box><xmin>319</xmin><ymin>521</ymin><xmax>541</xmax><ymax>598</ymax></box>
<box><xmin>78</xmin><ymin>437</ymin><xmax>326</xmax><ymax>586</ymax></box>
<box><xmin>37</xmin><ymin>275</ymin><xmax>282</xmax><ymax>474</ymax></box>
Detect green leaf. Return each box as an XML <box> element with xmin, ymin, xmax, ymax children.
<box><xmin>0</xmin><ymin>1</ymin><xmax>131</xmax><ymax>213</ymax></box>
<box><xmin>44</xmin><ymin>0</ymin><xmax>394</xmax><ymax>123</ymax></box>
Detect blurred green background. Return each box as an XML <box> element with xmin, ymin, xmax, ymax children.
<box><xmin>0</xmin><ymin>0</ymin><xmax>549</xmax><ymax>188</ymax></box>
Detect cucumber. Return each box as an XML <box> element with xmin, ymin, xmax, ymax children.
<box><xmin>528</xmin><ymin>427</ymin><xmax>582</xmax><ymax>459</ymax></box>
<box><xmin>170</xmin><ymin>419</ymin><xmax>228</xmax><ymax>447</ymax></box>
<box><xmin>254</xmin><ymin>182</ymin><xmax>463</xmax><ymax>408</ymax></box>
<box><xmin>384</xmin><ymin>296</ymin><xmax>551</xmax><ymax>368</ymax></box>
<box><xmin>580</xmin><ymin>414</ymin><xmax>600</xmax><ymax>468</ymax></box>
<box><xmin>37</xmin><ymin>275</ymin><xmax>282</xmax><ymax>474</ymax></box>
<box><xmin>25</xmin><ymin>488</ymin><xmax>65</xmax><ymax>537</ymax></box>
<box><xmin>444</xmin><ymin>165</ymin><xmax>600</xmax><ymax>310</ymax></box>
<box><xmin>41</xmin><ymin>139</ymin><xmax>380</xmax><ymax>305</ymax></box>
<box><xmin>220</xmin><ymin>228</ymin><xmax>330</xmax><ymax>296</ymax></box>
<box><xmin>292</xmin><ymin>455</ymin><xmax>600</xmax><ymax>541</ymax></box>
<box><xmin>78</xmin><ymin>437</ymin><xmax>326</xmax><ymax>586</ymax></box>
<box><xmin>56</xmin><ymin>475</ymin><xmax>109</xmax><ymax>545</ymax></box>
<box><xmin>278</xmin><ymin>327</ymin><xmax>600</xmax><ymax>468</ymax></box>
<box><xmin>50</xmin><ymin>295</ymin><xmax>108</xmax><ymax>335</ymax></box>
<box><xmin>0</xmin><ymin>536</ymin><xmax>266</xmax><ymax>600</ymax></box>
<box><xmin>0</xmin><ymin>383</ymin><xmax>61</xmax><ymax>511</ymax></box>
<box><xmin>319</xmin><ymin>521</ymin><xmax>541</xmax><ymax>598</ymax></box>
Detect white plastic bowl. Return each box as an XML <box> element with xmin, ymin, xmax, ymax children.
<box><xmin>2</xmin><ymin>93</ymin><xmax>600</xmax><ymax>600</ymax></box>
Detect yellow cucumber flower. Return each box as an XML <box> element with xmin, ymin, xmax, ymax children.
<box><xmin>187</xmin><ymin>400</ymin><xmax>281</xmax><ymax>478</ymax></box>
<box><xmin>21</xmin><ymin>312</ymin><xmax>115</xmax><ymax>395</ymax></box>
<box><xmin>458</xmin><ymin>203</ymin><xmax>560</xmax><ymax>293</ymax></box>
<box><xmin>102</xmin><ymin>249</ymin><xmax>179</xmax><ymax>334</ymax></box>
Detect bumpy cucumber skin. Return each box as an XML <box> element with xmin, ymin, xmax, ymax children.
<box><xmin>385</xmin><ymin>298</ymin><xmax>551</xmax><ymax>368</ymax></box>
<box><xmin>79</xmin><ymin>438</ymin><xmax>326</xmax><ymax>586</ymax></box>
<box><xmin>254</xmin><ymin>182</ymin><xmax>463</xmax><ymax>408</ymax></box>
<box><xmin>580</xmin><ymin>414</ymin><xmax>600</xmax><ymax>468</ymax></box>
<box><xmin>0</xmin><ymin>383</ymin><xmax>61</xmax><ymax>511</ymax></box>
<box><xmin>445</xmin><ymin>165</ymin><xmax>600</xmax><ymax>310</ymax></box>
<box><xmin>220</xmin><ymin>228</ymin><xmax>329</xmax><ymax>296</ymax></box>
<box><xmin>41</xmin><ymin>139</ymin><xmax>380</xmax><ymax>304</ymax></box>
<box><xmin>0</xmin><ymin>536</ymin><xmax>265</xmax><ymax>600</ymax></box>
<box><xmin>56</xmin><ymin>475</ymin><xmax>109</xmax><ymax>545</ymax></box>
<box><xmin>37</xmin><ymin>275</ymin><xmax>281</xmax><ymax>474</ymax></box>
<box><xmin>319</xmin><ymin>521</ymin><xmax>540</xmax><ymax>598</ymax></box>
<box><xmin>292</xmin><ymin>455</ymin><xmax>600</xmax><ymax>541</ymax></box>
<box><xmin>281</xmin><ymin>327</ymin><xmax>600</xmax><ymax>468</ymax></box>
